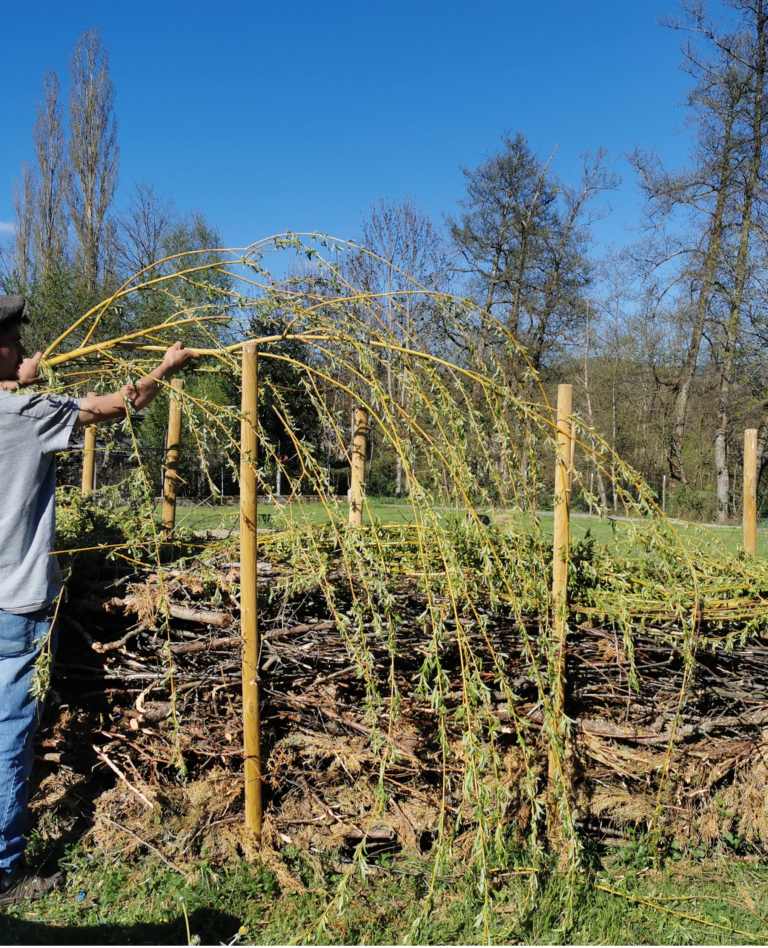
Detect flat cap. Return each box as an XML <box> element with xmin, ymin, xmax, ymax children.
<box><xmin>0</xmin><ymin>295</ymin><xmax>30</xmax><ymax>329</ymax></box>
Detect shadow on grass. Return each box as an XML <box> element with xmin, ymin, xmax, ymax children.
<box><xmin>0</xmin><ymin>906</ymin><xmax>241</xmax><ymax>946</ymax></box>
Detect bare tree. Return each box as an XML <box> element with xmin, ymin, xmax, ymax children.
<box><xmin>630</xmin><ymin>65</ymin><xmax>743</xmax><ymax>485</ymax></box>
<box><xmin>32</xmin><ymin>70</ymin><xmax>68</xmax><ymax>279</ymax></box>
<box><xmin>709</xmin><ymin>1</ymin><xmax>767</xmax><ymax>520</ymax></box>
<box><xmin>578</xmin><ymin>301</ymin><xmax>609</xmax><ymax>512</ymax></box>
<box><xmin>11</xmin><ymin>163</ymin><xmax>37</xmax><ymax>288</ymax></box>
<box><xmin>67</xmin><ymin>28</ymin><xmax>119</xmax><ymax>289</ymax></box>
<box><xmin>347</xmin><ymin>195</ymin><xmax>450</xmax><ymax>494</ymax></box>
<box><xmin>116</xmin><ymin>181</ymin><xmax>177</xmax><ymax>276</ymax></box>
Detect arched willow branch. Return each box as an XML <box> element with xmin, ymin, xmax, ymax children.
<box><xmin>42</xmin><ymin>233</ymin><xmax>768</xmax><ymax>936</ymax></box>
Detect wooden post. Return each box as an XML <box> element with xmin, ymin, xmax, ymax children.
<box><xmin>744</xmin><ymin>429</ymin><xmax>758</xmax><ymax>556</ymax></box>
<box><xmin>589</xmin><ymin>472</ymin><xmax>594</xmax><ymax>515</ymax></box>
<box><xmin>81</xmin><ymin>391</ymin><xmax>97</xmax><ymax>494</ymax></box>
<box><xmin>548</xmin><ymin>383</ymin><xmax>572</xmax><ymax>845</ymax></box>
<box><xmin>161</xmin><ymin>379</ymin><xmax>185</xmax><ymax>533</ymax></box>
<box><xmin>662</xmin><ymin>474</ymin><xmax>667</xmax><ymax>515</ymax></box>
<box><xmin>349</xmin><ymin>406</ymin><xmax>368</xmax><ymax>527</ymax></box>
<box><xmin>240</xmin><ymin>344</ymin><xmax>262</xmax><ymax>837</ymax></box>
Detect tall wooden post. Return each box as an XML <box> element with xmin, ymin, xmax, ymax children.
<box><xmin>744</xmin><ymin>429</ymin><xmax>758</xmax><ymax>556</ymax></box>
<box><xmin>349</xmin><ymin>406</ymin><xmax>368</xmax><ymax>527</ymax></box>
<box><xmin>240</xmin><ymin>344</ymin><xmax>262</xmax><ymax>837</ymax></box>
<box><xmin>161</xmin><ymin>379</ymin><xmax>185</xmax><ymax>533</ymax></box>
<box><xmin>81</xmin><ymin>391</ymin><xmax>98</xmax><ymax>494</ymax></box>
<box><xmin>548</xmin><ymin>383</ymin><xmax>573</xmax><ymax>844</ymax></box>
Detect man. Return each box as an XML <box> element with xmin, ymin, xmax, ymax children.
<box><xmin>0</xmin><ymin>294</ymin><xmax>198</xmax><ymax>903</ymax></box>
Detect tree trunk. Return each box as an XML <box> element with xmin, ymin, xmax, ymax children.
<box><xmin>669</xmin><ymin>110</ymin><xmax>735</xmax><ymax>483</ymax></box>
<box><xmin>611</xmin><ymin>386</ymin><xmax>618</xmax><ymax>512</ymax></box>
<box><xmin>714</xmin><ymin>6</ymin><xmax>765</xmax><ymax>520</ymax></box>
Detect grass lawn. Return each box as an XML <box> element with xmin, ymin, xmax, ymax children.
<box><xmin>2</xmin><ymin>845</ymin><xmax>768</xmax><ymax>945</ymax></box>
<box><xmin>158</xmin><ymin>500</ymin><xmax>768</xmax><ymax>558</ymax></box>
<box><xmin>515</xmin><ymin>510</ymin><xmax>768</xmax><ymax>559</ymax></box>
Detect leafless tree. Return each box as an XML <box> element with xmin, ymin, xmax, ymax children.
<box><xmin>346</xmin><ymin>195</ymin><xmax>450</xmax><ymax>494</ymax></box>
<box><xmin>630</xmin><ymin>64</ymin><xmax>744</xmax><ymax>487</ymax></box>
<box><xmin>67</xmin><ymin>28</ymin><xmax>119</xmax><ymax>289</ymax></box>
<box><xmin>115</xmin><ymin>181</ymin><xmax>177</xmax><ymax>276</ymax></box>
<box><xmin>32</xmin><ymin>70</ymin><xmax>68</xmax><ymax>279</ymax></box>
<box><xmin>11</xmin><ymin>163</ymin><xmax>37</xmax><ymax>288</ymax></box>
<box><xmin>709</xmin><ymin>0</ymin><xmax>767</xmax><ymax>519</ymax></box>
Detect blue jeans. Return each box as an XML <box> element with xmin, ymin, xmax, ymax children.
<box><xmin>0</xmin><ymin>605</ymin><xmax>58</xmax><ymax>875</ymax></box>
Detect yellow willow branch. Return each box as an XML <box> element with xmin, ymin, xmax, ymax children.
<box><xmin>45</xmin><ymin>329</ymin><xmax>333</xmax><ymax>368</ymax></box>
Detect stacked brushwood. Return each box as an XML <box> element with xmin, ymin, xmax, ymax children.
<box><xmin>40</xmin><ymin>524</ymin><xmax>768</xmax><ymax>869</ymax></box>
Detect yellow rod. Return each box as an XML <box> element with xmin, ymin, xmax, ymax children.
<box><xmin>161</xmin><ymin>379</ymin><xmax>185</xmax><ymax>534</ymax></box>
<box><xmin>81</xmin><ymin>391</ymin><xmax>98</xmax><ymax>494</ymax></box>
<box><xmin>547</xmin><ymin>382</ymin><xmax>572</xmax><ymax>845</ymax></box>
<box><xmin>744</xmin><ymin>428</ymin><xmax>758</xmax><ymax>556</ymax></box>
<box><xmin>240</xmin><ymin>343</ymin><xmax>262</xmax><ymax>837</ymax></box>
<box><xmin>349</xmin><ymin>406</ymin><xmax>368</xmax><ymax>527</ymax></box>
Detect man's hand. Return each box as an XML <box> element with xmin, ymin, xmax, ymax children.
<box><xmin>160</xmin><ymin>341</ymin><xmax>200</xmax><ymax>373</ymax></box>
<box><xmin>77</xmin><ymin>341</ymin><xmax>200</xmax><ymax>427</ymax></box>
<box><xmin>120</xmin><ymin>383</ymin><xmax>139</xmax><ymax>404</ymax></box>
<box><xmin>18</xmin><ymin>352</ymin><xmax>43</xmax><ymax>385</ymax></box>
<box><xmin>0</xmin><ymin>352</ymin><xmax>43</xmax><ymax>391</ymax></box>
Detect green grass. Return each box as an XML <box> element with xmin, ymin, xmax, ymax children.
<box><xmin>158</xmin><ymin>500</ymin><xmax>768</xmax><ymax>558</ymax></box>
<box><xmin>514</xmin><ymin>511</ymin><xmax>768</xmax><ymax>559</ymax></box>
<box><xmin>156</xmin><ymin>500</ymin><xmax>422</xmax><ymax>533</ymax></box>
<box><xmin>3</xmin><ymin>844</ymin><xmax>768</xmax><ymax>945</ymax></box>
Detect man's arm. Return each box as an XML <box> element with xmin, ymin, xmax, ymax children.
<box><xmin>76</xmin><ymin>342</ymin><xmax>199</xmax><ymax>427</ymax></box>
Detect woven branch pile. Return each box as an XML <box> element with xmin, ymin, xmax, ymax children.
<box><xmin>34</xmin><ymin>519</ymin><xmax>768</xmax><ymax>875</ymax></box>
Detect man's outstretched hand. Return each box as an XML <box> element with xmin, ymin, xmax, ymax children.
<box><xmin>18</xmin><ymin>351</ymin><xmax>43</xmax><ymax>385</ymax></box>
<box><xmin>120</xmin><ymin>342</ymin><xmax>200</xmax><ymax>407</ymax></box>
<box><xmin>161</xmin><ymin>341</ymin><xmax>201</xmax><ymax>373</ymax></box>
<box><xmin>77</xmin><ymin>341</ymin><xmax>201</xmax><ymax>427</ymax></box>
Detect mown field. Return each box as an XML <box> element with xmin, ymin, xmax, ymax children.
<box><xmin>162</xmin><ymin>500</ymin><xmax>768</xmax><ymax>559</ymax></box>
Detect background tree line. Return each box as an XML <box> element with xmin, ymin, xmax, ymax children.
<box><xmin>4</xmin><ymin>4</ymin><xmax>768</xmax><ymax>522</ymax></box>
<box><xmin>340</xmin><ymin>0</ymin><xmax>768</xmax><ymax>522</ymax></box>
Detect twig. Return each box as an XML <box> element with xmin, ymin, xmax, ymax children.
<box><xmin>92</xmin><ymin>744</ymin><xmax>155</xmax><ymax>809</ymax></box>
<box><xmin>595</xmin><ymin>883</ymin><xmax>768</xmax><ymax>941</ymax></box>
<box><xmin>96</xmin><ymin>813</ymin><xmax>182</xmax><ymax>873</ymax></box>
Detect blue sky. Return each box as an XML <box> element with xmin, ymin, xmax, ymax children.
<box><xmin>1</xmin><ymin>1</ymin><xmax>694</xmax><ymax>253</ymax></box>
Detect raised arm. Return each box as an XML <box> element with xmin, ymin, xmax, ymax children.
<box><xmin>76</xmin><ymin>342</ymin><xmax>200</xmax><ymax>427</ymax></box>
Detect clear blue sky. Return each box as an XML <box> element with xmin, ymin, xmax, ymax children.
<box><xmin>1</xmin><ymin>1</ymin><xmax>693</xmax><ymax>252</ymax></box>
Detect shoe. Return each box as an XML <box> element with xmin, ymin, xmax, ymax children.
<box><xmin>0</xmin><ymin>869</ymin><xmax>63</xmax><ymax>906</ymax></box>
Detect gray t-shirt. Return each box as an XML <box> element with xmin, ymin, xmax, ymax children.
<box><xmin>0</xmin><ymin>391</ymin><xmax>80</xmax><ymax>614</ymax></box>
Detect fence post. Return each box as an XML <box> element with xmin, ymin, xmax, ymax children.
<box><xmin>349</xmin><ymin>406</ymin><xmax>368</xmax><ymax>527</ymax></box>
<box><xmin>81</xmin><ymin>391</ymin><xmax>98</xmax><ymax>494</ymax></box>
<box><xmin>240</xmin><ymin>344</ymin><xmax>262</xmax><ymax>837</ymax></box>
<box><xmin>547</xmin><ymin>383</ymin><xmax>573</xmax><ymax>845</ymax></box>
<box><xmin>161</xmin><ymin>379</ymin><xmax>185</xmax><ymax>533</ymax></box>
<box><xmin>662</xmin><ymin>474</ymin><xmax>667</xmax><ymax>516</ymax></box>
<box><xmin>744</xmin><ymin>429</ymin><xmax>758</xmax><ymax>556</ymax></box>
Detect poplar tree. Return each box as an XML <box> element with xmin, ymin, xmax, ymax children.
<box><xmin>11</xmin><ymin>163</ymin><xmax>36</xmax><ymax>288</ymax></box>
<box><xmin>67</xmin><ymin>28</ymin><xmax>119</xmax><ymax>290</ymax></box>
<box><xmin>32</xmin><ymin>70</ymin><xmax>68</xmax><ymax>279</ymax></box>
